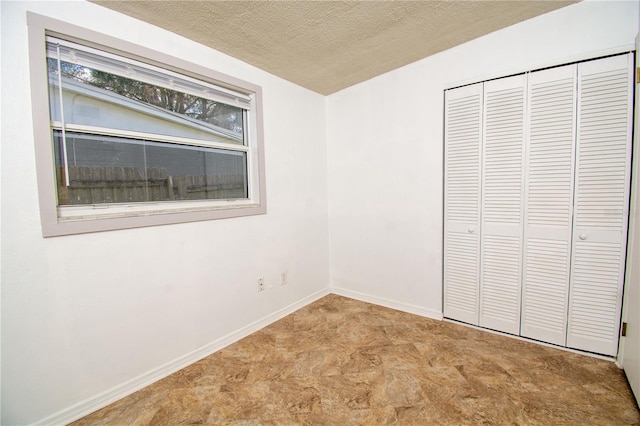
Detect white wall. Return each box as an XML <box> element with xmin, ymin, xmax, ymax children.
<box><xmin>327</xmin><ymin>0</ymin><xmax>639</xmax><ymax>318</ymax></box>
<box><xmin>0</xmin><ymin>2</ymin><xmax>329</xmax><ymax>424</ymax></box>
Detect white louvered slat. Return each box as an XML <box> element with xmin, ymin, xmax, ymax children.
<box><xmin>569</xmin><ymin>242</ymin><xmax>621</xmax><ymax>343</ymax></box>
<box><xmin>521</xmin><ymin>64</ymin><xmax>576</xmax><ymax>346</ymax></box>
<box><xmin>479</xmin><ymin>75</ymin><xmax>525</xmax><ymax>335</ymax></box>
<box><xmin>480</xmin><ymin>235</ymin><xmax>521</xmax><ymax>325</ymax></box>
<box><xmin>522</xmin><ymin>239</ymin><xmax>571</xmax><ymax>343</ymax></box>
<box><xmin>445</xmin><ymin>232</ymin><xmax>479</xmax><ymax>318</ymax></box>
<box><xmin>444</xmin><ymin>83</ymin><xmax>483</xmax><ymax>325</ymax></box>
<box><xmin>568</xmin><ymin>54</ymin><xmax>633</xmax><ymax>356</ymax></box>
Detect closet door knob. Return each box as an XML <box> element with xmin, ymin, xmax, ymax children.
<box><xmin>579</xmin><ymin>234</ymin><xmax>587</xmax><ymax>240</ymax></box>
<box><xmin>468</xmin><ymin>227</ymin><xmax>475</xmax><ymax>234</ymax></box>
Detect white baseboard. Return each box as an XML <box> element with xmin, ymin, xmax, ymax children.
<box><xmin>31</xmin><ymin>286</ymin><xmax>440</xmax><ymax>425</ymax></box>
<box><xmin>330</xmin><ymin>287</ymin><xmax>443</xmax><ymax>321</ymax></box>
<box><xmin>32</xmin><ymin>288</ymin><xmax>330</xmax><ymax>426</ymax></box>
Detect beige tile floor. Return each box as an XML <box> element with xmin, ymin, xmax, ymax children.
<box><xmin>73</xmin><ymin>294</ymin><xmax>640</xmax><ymax>425</ymax></box>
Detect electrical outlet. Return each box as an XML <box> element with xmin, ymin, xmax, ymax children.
<box><xmin>258</xmin><ymin>278</ymin><xmax>265</xmax><ymax>292</ymax></box>
<box><xmin>281</xmin><ymin>271</ymin><xmax>287</xmax><ymax>285</ymax></box>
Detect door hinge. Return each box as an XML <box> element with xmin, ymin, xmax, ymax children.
<box><xmin>637</xmin><ymin>68</ymin><xmax>640</xmax><ymax>84</ymax></box>
<box><xmin>621</xmin><ymin>322</ymin><xmax>627</xmax><ymax>337</ymax></box>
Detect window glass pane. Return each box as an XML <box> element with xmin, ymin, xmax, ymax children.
<box><xmin>54</xmin><ymin>131</ymin><xmax>248</xmax><ymax>206</ymax></box>
<box><xmin>145</xmin><ymin>142</ymin><xmax>248</xmax><ymax>201</ymax></box>
<box><xmin>47</xmin><ymin>56</ymin><xmax>244</xmax><ymax>145</ymax></box>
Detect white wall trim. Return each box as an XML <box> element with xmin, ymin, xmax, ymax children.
<box><xmin>447</xmin><ymin>44</ymin><xmax>636</xmax><ymax>91</ymax></box>
<box><xmin>30</xmin><ymin>288</ymin><xmax>330</xmax><ymax>426</ymax></box>
<box><xmin>330</xmin><ymin>287</ymin><xmax>443</xmax><ymax>320</ymax></box>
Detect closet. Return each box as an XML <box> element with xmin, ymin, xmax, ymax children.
<box><xmin>443</xmin><ymin>53</ymin><xmax>634</xmax><ymax>356</ymax></box>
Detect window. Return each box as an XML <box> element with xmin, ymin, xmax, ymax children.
<box><xmin>27</xmin><ymin>13</ymin><xmax>266</xmax><ymax>237</ymax></box>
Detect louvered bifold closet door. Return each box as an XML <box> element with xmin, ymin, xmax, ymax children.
<box><xmin>479</xmin><ymin>75</ymin><xmax>526</xmax><ymax>335</ymax></box>
<box><xmin>444</xmin><ymin>83</ymin><xmax>483</xmax><ymax>325</ymax></box>
<box><xmin>567</xmin><ymin>54</ymin><xmax>634</xmax><ymax>356</ymax></box>
<box><xmin>520</xmin><ymin>64</ymin><xmax>577</xmax><ymax>346</ymax></box>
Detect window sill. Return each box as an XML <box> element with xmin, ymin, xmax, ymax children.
<box><xmin>44</xmin><ymin>202</ymin><xmax>266</xmax><ymax>237</ymax></box>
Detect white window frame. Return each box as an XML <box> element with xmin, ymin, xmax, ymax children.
<box><xmin>27</xmin><ymin>13</ymin><xmax>266</xmax><ymax>237</ymax></box>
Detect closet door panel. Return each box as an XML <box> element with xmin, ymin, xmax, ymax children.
<box><xmin>568</xmin><ymin>54</ymin><xmax>633</xmax><ymax>356</ymax></box>
<box><xmin>521</xmin><ymin>64</ymin><xmax>576</xmax><ymax>346</ymax></box>
<box><xmin>479</xmin><ymin>75</ymin><xmax>526</xmax><ymax>335</ymax></box>
<box><xmin>444</xmin><ymin>83</ymin><xmax>483</xmax><ymax>325</ymax></box>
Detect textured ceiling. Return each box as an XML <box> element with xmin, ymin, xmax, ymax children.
<box><xmin>91</xmin><ymin>1</ymin><xmax>577</xmax><ymax>95</ymax></box>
